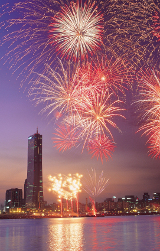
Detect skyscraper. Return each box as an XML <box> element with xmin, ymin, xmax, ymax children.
<box><xmin>25</xmin><ymin>128</ymin><xmax>43</xmax><ymax>209</ymax></box>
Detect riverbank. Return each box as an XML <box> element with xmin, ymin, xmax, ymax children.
<box><xmin>0</xmin><ymin>212</ymin><xmax>159</xmax><ymax>219</ymax></box>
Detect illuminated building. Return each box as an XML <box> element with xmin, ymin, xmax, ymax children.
<box><xmin>153</xmin><ymin>193</ymin><xmax>160</xmax><ymax>203</ymax></box>
<box><xmin>25</xmin><ymin>128</ymin><xmax>43</xmax><ymax>209</ymax></box>
<box><xmin>143</xmin><ymin>192</ymin><xmax>150</xmax><ymax>201</ymax></box>
<box><xmin>5</xmin><ymin>188</ymin><xmax>22</xmax><ymax>212</ymax></box>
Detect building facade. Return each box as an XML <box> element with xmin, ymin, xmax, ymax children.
<box><xmin>5</xmin><ymin>188</ymin><xmax>22</xmax><ymax>212</ymax></box>
<box><xmin>25</xmin><ymin>129</ymin><xmax>43</xmax><ymax>209</ymax></box>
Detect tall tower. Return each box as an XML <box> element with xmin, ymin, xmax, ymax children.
<box><xmin>25</xmin><ymin>128</ymin><xmax>43</xmax><ymax>209</ymax></box>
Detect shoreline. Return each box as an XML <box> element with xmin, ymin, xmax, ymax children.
<box><xmin>0</xmin><ymin>212</ymin><xmax>159</xmax><ymax>219</ymax></box>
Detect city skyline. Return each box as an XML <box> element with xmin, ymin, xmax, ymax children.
<box><xmin>0</xmin><ymin>0</ymin><xmax>160</xmax><ymax>206</ymax></box>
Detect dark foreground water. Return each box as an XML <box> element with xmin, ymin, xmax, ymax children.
<box><xmin>0</xmin><ymin>215</ymin><xmax>160</xmax><ymax>251</ymax></box>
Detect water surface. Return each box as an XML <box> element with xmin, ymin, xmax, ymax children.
<box><xmin>0</xmin><ymin>215</ymin><xmax>160</xmax><ymax>250</ymax></box>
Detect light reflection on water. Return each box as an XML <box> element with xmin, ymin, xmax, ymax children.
<box><xmin>48</xmin><ymin>218</ymin><xmax>84</xmax><ymax>250</ymax></box>
<box><xmin>0</xmin><ymin>215</ymin><xmax>160</xmax><ymax>251</ymax></box>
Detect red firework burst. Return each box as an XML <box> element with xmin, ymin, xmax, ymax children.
<box><xmin>87</xmin><ymin>135</ymin><xmax>115</xmax><ymax>163</ymax></box>
<box><xmin>52</xmin><ymin>124</ymin><xmax>79</xmax><ymax>152</ymax></box>
<box><xmin>148</xmin><ymin>130</ymin><xmax>160</xmax><ymax>159</ymax></box>
<box><xmin>75</xmin><ymin>56</ymin><xmax>133</xmax><ymax>97</ymax></box>
<box><xmin>135</xmin><ymin>70</ymin><xmax>160</xmax><ymax>158</ymax></box>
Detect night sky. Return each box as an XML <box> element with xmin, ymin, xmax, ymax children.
<box><xmin>0</xmin><ymin>0</ymin><xmax>160</xmax><ymax>206</ymax></box>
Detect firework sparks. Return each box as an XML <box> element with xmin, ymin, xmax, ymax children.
<box><xmin>87</xmin><ymin>135</ymin><xmax>115</xmax><ymax>163</ymax></box>
<box><xmin>49</xmin><ymin>173</ymin><xmax>82</xmax><ymax>198</ymax></box>
<box><xmin>68</xmin><ymin>89</ymin><xmax>125</xmax><ymax>146</ymax></box>
<box><xmin>0</xmin><ymin>0</ymin><xmax>69</xmax><ymax>81</ymax></box>
<box><xmin>83</xmin><ymin>168</ymin><xmax>109</xmax><ymax>199</ymax></box>
<box><xmin>152</xmin><ymin>11</ymin><xmax>160</xmax><ymax>42</ymax></box>
<box><xmin>147</xmin><ymin>130</ymin><xmax>160</xmax><ymax>159</ymax></box>
<box><xmin>52</xmin><ymin>124</ymin><xmax>79</xmax><ymax>152</ymax></box>
<box><xmin>92</xmin><ymin>56</ymin><xmax>133</xmax><ymax>95</ymax></box>
<box><xmin>29</xmin><ymin>61</ymin><xmax>84</xmax><ymax>117</ymax></box>
<box><xmin>0</xmin><ymin>0</ymin><xmax>135</xmax><ymax>81</ymax></box>
<box><xmin>30</xmin><ymin>60</ymin><xmax>126</xmax><ymax>157</ymax></box>
<box><xmin>0</xmin><ymin>0</ymin><xmax>103</xmax><ymax>81</ymax></box>
<box><xmin>82</xmin><ymin>168</ymin><xmax>109</xmax><ymax>215</ymax></box>
<box><xmin>49</xmin><ymin>173</ymin><xmax>82</xmax><ymax>214</ymax></box>
<box><xmin>135</xmin><ymin>70</ymin><xmax>160</xmax><ymax>158</ymax></box>
<box><xmin>49</xmin><ymin>1</ymin><xmax>103</xmax><ymax>60</ymax></box>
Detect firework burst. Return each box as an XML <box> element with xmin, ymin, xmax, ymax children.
<box><xmin>85</xmin><ymin>56</ymin><xmax>134</xmax><ymax>95</ymax></box>
<box><xmin>49</xmin><ymin>173</ymin><xmax>82</xmax><ymax>214</ymax></box>
<box><xmin>135</xmin><ymin>69</ymin><xmax>160</xmax><ymax>158</ymax></box>
<box><xmin>0</xmin><ymin>0</ymin><xmax>135</xmax><ymax>81</ymax></box>
<box><xmin>62</xmin><ymin>86</ymin><xmax>125</xmax><ymax>155</ymax></box>
<box><xmin>147</xmin><ymin>130</ymin><xmax>160</xmax><ymax>159</ymax></box>
<box><xmin>30</xmin><ymin>59</ymin><xmax>126</xmax><ymax>160</ymax></box>
<box><xmin>52</xmin><ymin>124</ymin><xmax>79</xmax><ymax>152</ymax></box>
<box><xmin>87</xmin><ymin>135</ymin><xmax>115</xmax><ymax>163</ymax></box>
<box><xmin>0</xmin><ymin>0</ymin><xmax>104</xmax><ymax>81</ymax></box>
<box><xmin>29</xmin><ymin>61</ymin><xmax>83</xmax><ymax>117</ymax></box>
<box><xmin>49</xmin><ymin>1</ymin><xmax>103</xmax><ymax>60</ymax></box>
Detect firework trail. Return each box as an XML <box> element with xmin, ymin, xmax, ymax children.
<box><xmin>82</xmin><ymin>168</ymin><xmax>109</xmax><ymax>198</ymax></box>
<box><xmin>82</xmin><ymin>168</ymin><xmax>109</xmax><ymax>214</ymax></box>
<box><xmin>91</xmin><ymin>56</ymin><xmax>134</xmax><ymax>95</ymax></box>
<box><xmin>135</xmin><ymin>69</ymin><xmax>160</xmax><ymax>158</ymax></box>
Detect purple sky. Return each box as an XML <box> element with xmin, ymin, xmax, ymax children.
<box><xmin>0</xmin><ymin>0</ymin><xmax>160</xmax><ymax>206</ymax></box>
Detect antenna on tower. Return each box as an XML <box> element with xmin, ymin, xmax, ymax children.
<box><xmin>37</xmin><ymin>127</ymin><xmax>38</xmax><ymax>134</ymax></box>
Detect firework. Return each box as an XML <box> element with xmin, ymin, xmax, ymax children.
<box><xmin>0</xmin><ymin>0</ymin><xmax>103</xmax><ymax>80</ymax></box>
<box><xmin>49</xmin><ymin>1</ymin><xmax>103</xmax><ymax>60</ymax></box>
<box><xmin>65</xmin><ymin>89</ymin><xmax>125</xmax><ymax>147</ymax></box>
<box><xmin>52</xmin><ymin>124</ymin><xmax>79</xmax><ymax>152</ymax></box>
<box><xmin>87</xmin><ymin>135</ymin><xmax>115</xmax><ymax>163</ymax></box>
<box><xmin>29</xmin><ymin>61</ymin><xmax>85</xmax><ymax>117</ymax></box>
<box><xmin>152</xmin><ymin>11</ymin><xmax>160</xmax><ymax>42</ymax></box>
<box><xmin>91</xmin><ymin>57</ymin><xmax>133</xmax><ymax>95</ymax></box>
<box><xmin>31</xmin><ymin>60</ymin><xmax>126</xmax><ymax>157</ymax></box>
<box><xmin>49</xmin><ymin>173</ymin><xmax>82</xmax><ymax>199</ymax></box>
<box><xmin>0</xmin><ymin>0</ymin><xmax>135</xmax><ymax>81</ymax></box>
<box><xmin>49</xmin><ymin>173</ymin><xmax>82</xmax><ymax>214</ymax></box>
<box><xmin>135</xmin><ymin>69</ymin><xmax>160</xmax><ymax>158</ymax></box>
<box><xmin>148</xmin><ymin>130</ymin><xmax>160</xmax><ymax>159</ymax></box>
<box><xmin>82</xmin><ymin>168</ymin><xmax>109</xmax><ymax>215</ymax></box>
<box><xmin>105</xmin><ymin>0</ymin><xmax>160</xmax><ymax>69</ymax></box>
<box><xmin>0</xmin><ymin>0</ymin><xmax>70</xmax><ymax>82</ymax></box>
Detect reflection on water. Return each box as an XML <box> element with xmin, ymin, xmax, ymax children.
<box><xmin>0</xmin><ymin>216</ymin><xmax>160</xmax><ymax>251</ymax></box>
<box><xmin>48</xmin><ymin>218</ymin><xmax>85</xmax><ymax>250</ymax></box>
